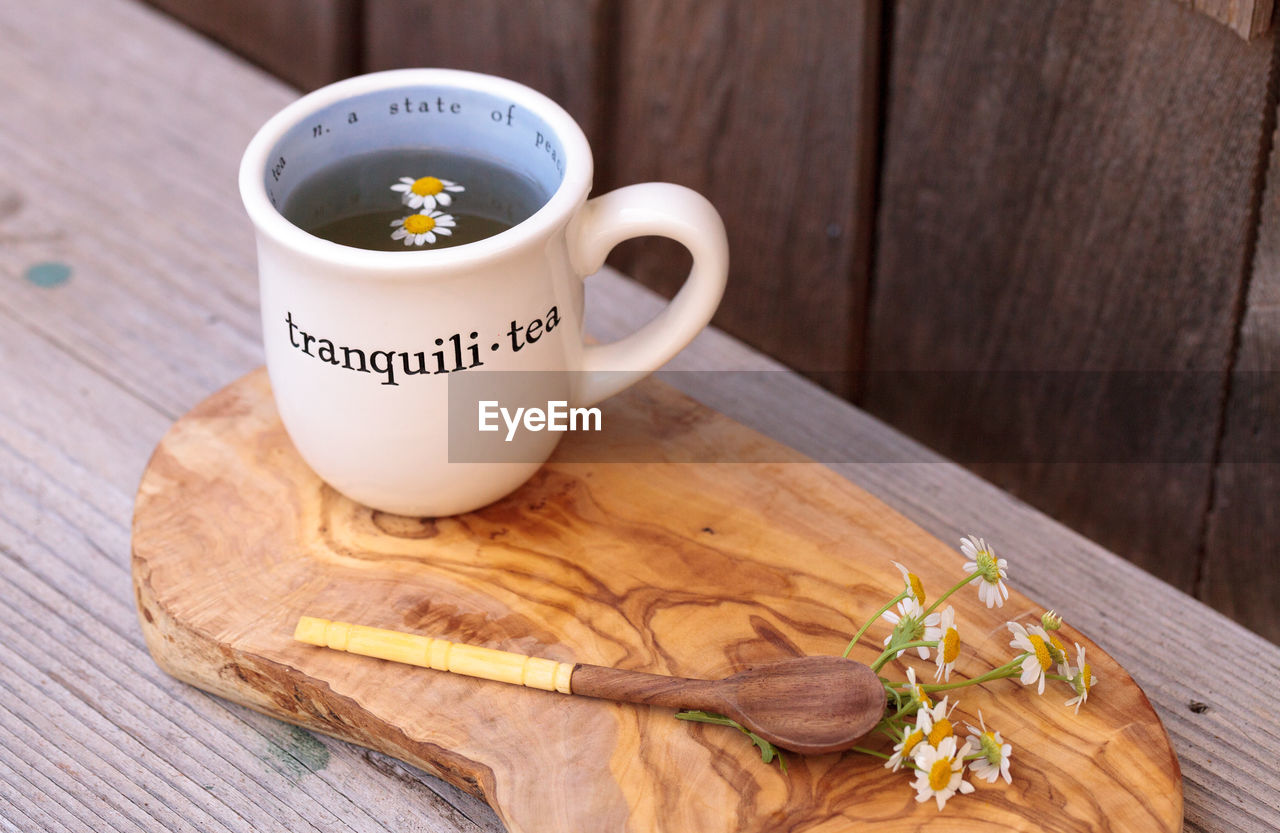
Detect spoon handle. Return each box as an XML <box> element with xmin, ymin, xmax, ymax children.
<box><xmin>294</xmin><ymin>616</ymin><xmax>575</xmax><ymax>694</ymax></box>
<box><xmin>295</xmin><ymin>616</ymin><xmax>729</xmax><ymax>714</ymax></box>
<box><xmin>569</xmin><ymin>664</ymin><xmax>730</xmax><ymax>714</ymax></box>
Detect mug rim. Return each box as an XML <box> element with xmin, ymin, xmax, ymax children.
<box><xmin>238</xmin><ymin>68</ymin><xmax>594</xmax><ymax>273</ymax></box>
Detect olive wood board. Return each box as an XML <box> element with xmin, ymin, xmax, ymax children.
<box><xmin>131</xmin><ymin>368</ymin><xmax>1182</xmax><ymax>832</ymax></box>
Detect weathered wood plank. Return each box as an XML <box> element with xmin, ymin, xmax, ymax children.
<box><xmin>363</xmin><ymin>0</ymin><xmax>608</xmax><ymax>151</ymax></box>
<box><xmin>606</xmin><ymin>0</ymin><xmax>879</xmax><ymax>397</ymax></box>
<box><xmin>0</xmin><ymin>310</ymin><xmax>500</xmax><ymax>833</ymax></box>
<box><xmin>1202</xmin><ymin>112</ymin><xmax>1280</xmax><ymax>643</ymax></box>
<box><xmin>1178</xmin><ymin>0</ymin><xmax>1274</xmax><ymax>39</ymax></box>
<box><xmin>141</xmin><ymin>0</ymin><xmax>360</xmax><ymax>90</ymax></box>
<box><xmin>0</xmin><ymin>0</ymin><xmax>508</xmax><ymax>829</ymax></box>
<box><xmin>865</xmin><ymin>0</ymin><xmax>1277</xmax><ymax>596</ymax></box>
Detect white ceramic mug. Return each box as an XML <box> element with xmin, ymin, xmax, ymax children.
<box><xmin>239</xmin><ymin>69</ymin><xmax>727</xmax><ymax>516</ymax></box>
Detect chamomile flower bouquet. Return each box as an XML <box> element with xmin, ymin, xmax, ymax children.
<box><xmin>679</xmin><ymin>535</ymin><xmax>1097</xmax><ymax>810</ymax></box>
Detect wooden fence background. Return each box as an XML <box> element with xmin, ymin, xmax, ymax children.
<box><xmin>143</xmin><ymin>0</ymin><xmax>1280</xmax><ymax>643</ymax></box>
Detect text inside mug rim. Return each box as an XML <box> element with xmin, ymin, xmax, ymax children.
<box><xmin>239</xmin><ymin>68</ymin><xmax>594</xmax><ymax>270</ymax></box>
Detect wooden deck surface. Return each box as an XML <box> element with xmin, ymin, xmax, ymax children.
<box><xmin>0</xmin><ymin>1</ymin><xmax>1277</xmax><ymax>831</ymax></box>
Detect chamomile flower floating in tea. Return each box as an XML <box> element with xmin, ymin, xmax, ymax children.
<box><xmin>391</xmin><ymin>175</ymin><xmax>465</xmax><ymax>211</ymax></box>
<box><xmin>390</xmin><ymin>211</ymin><xmax>456</xmax><ymax>246</ymax></box>
<box><xmin>284</xmin><ymin>150</ymin><xmax>544</xmax><ymax>251</ymax></box>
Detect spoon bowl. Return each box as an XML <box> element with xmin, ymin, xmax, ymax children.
<box><xmin>720</xmin><ymin>656</ymin><xmax>887</xmax><ymax>754</ymax></box>
<box><xmin>570</xmin><ymin>654</ymin><xmax>887</xmax><ymax>755</ymax></box>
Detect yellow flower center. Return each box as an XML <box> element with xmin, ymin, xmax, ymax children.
<box><xmin>1048</xmin><ymin>634</ymin><xmax>1068</xmax><ymax>664</ymax></box>
<box><xmin>942</xmin><ymin>628</ymin><xmax>960</xmax><ymax>663</ymax></box>
<box><xmin>410</xmin><ymin>176</ymin><xmax>444</xmax><ymax>196</ymax></box>
<box><xmin>928</xmin><ymin>757</ymin><xmax>953</xmax><ymax>791</ymax></box>
<box><xmin>901</xmin><ymin>728</ymin><xmax>924</xmax><ymax>758</ymax></box>
<box><xmin>1028</xmin><ymin>634</ymin><xmax>1052</xmax><ymax>671</ymax></box>
<box><xmin>928</xmin><ymin>718</ymin><xmax>953</xmax><ymax>746</ymax></box>
<box><xmin>908</xmin><ymin>573</ymin><xmax>926</xmax><ymax>605</ymax></box>
<box><xmin>1081</xmin><ymin>663</ymin><xmax>1093</xmax><ymax>692</ymax></box>
<box><xmin>403</xmin><ymin>214</ymin><xmax>436</xmax><ymax>234</ymax></box>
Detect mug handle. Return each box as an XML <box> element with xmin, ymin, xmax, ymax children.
<box><xmin>567</xmin><ymin>183</ymin><xmax>729</xmax><ymax>407</ymax></box>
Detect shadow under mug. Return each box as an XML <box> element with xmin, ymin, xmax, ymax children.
<box><xmin>239</xmin><ymin>68</ymin><xmax>728</xmax><ymax>517</ymax></box>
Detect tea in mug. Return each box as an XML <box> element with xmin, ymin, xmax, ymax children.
<box><xmin>282</xmin><ymin>148</ymin><xmax>548</xmax><ymax>251</ymax></box>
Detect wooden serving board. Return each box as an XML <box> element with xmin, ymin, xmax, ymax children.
<box><xmin>131</xmin><ymin>368</ymin><xmax>1181</xmax><ymax>833</ymax></box>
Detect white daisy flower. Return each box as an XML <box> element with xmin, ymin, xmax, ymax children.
<box><xmin>1064</xmin><ymin>642</ymin><xmax>1097</xmax><ymax>714</ymax></box>
<box><xmin>1046</xmin><ymin>629</ymin><xmax>1071</xmax><ymax>674</ymax></box>
<box><xmin>1007</xmin><ymin>622</ymin><xmax>1053</xmax><ymax>694</ymax></box>
<box><xmin>903</xmin><ymin>666</ymin><xmax>932</xmax><ymax>707</ymax></box>
<box><xmin>965</xmin><ymin>710</ymin><xmax>1013</xmax><ymax>784</ymax></box>
<box><xmin>885</xmin><ymin>712</ymin><xmax>930</xmax><ymax>772</ymax></box>
<box><xmin>389</xmin><ymin>211</ymin><xmax>456</xmax><ymax>246</ymax></box>
<box><xmin>919</xmin><ymin>696</ymin><xmax>957</xmax><ymax>749</ymax></box>
<box><xmin>881</xmin><ymin>598</ymin><xmax>942</xmax><ymax>660</ymax></box>
<box><xmin>912</xmin><ymin>735</ymin><xmax>974</xmax><ymax>810</ymax></box>
<box><xmin>933</xmin><ymin>606</ymin><xmax>961</xmax><ymax>682</ymax></box>
<box><xmin>893</xmin><ymin>560</ymin><xmax>927</xmax><ymax>605</ymax></box>
<box><xmin>960</xmin><ymin>535</ymin><xmax>1009</xmax><ymax>608</ymax></box>
<box><xmin>390</xmin><ymin>175</ymin><xmax>465</xmax><ymax>211</ymax></box>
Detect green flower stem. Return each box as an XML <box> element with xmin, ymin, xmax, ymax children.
<box><xmin>870</xmin><ymin>640</ymin><xmax>938</xmax><ymax>672</ymax></box>
<box><xmin>883</xmin><ymin>681</ymin><xmax>906</xmax><ymax>711</ymax></box>
<box><xmin>675</xmin><ymin>711</ymin><xmax>739</xmax><ymax>728</ymax></box>
<box><xmin>924</xmin><ymin>572</ymin><xmax>982</xmax><ymax>616</ymax></box>
<box><xmin>920</xmin><ymin>656</ymin><xmax>1025</xmax><ymax>693</ymax></box>
<box><xmin>843</xmin><ymin>590</ymin><xmax>908</xmax><ymax>657</ymax></box>
<box><xmin>882</xmin><ymin>702</ymin><xmax>920</xmax><ymax>728</ymax></box>
<box><xmin>850</xmin><ymin>746</ymin><xmax>892</xmax><ymax>761</ymax></box>
<box><xmin>877</xmin><ymin>725</ymin><xmax>902</xmax><ymax>742</ymax></box>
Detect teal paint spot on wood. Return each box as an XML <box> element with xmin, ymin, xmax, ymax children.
<box><xmin>24</xmin><ymin>262</ymin><xmax>71</xmax><ymax>288</ymax></box>
<box><xmin>267</xmin><ymin>724</ymin><xmax>330</xmax><ymax>781</ymax></box>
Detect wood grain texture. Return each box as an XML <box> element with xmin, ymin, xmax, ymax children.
<box><xmin>606</xmin><ymin>0</ymin><xmax>879</xmax><ymax>397</ymax></box>
<box><xmin>865</xmin><ymin>0</ymin><xmax>1277</xmax><ymax>595</ymax></box>
<box><xmin>1202</xmin><ymin>111</ymin><xmax>1280</xmax><ymax>643</ymax></box>
<box><xmin>142</xmin><ymin>0</ymin><xmax>360</xmax><ymax>90</ymax></box>
<box><xmin>363</xmin><ymin>0</ymin><xmax>608</xmax><ymax>152</ymax></box>
<box><xmin>1178</xmin><ymin>0</ymin><xmax>1275</xmax><ymax>38</ymax></box>
<box><xmin>133</xmin><ymin>368</ymin><xmax>1181</xmax><ymax>833</ymax></box>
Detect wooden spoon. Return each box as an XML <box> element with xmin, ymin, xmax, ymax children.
<box><xmin>295</xmin><ymin>616</ymin><xmax>886</xmax><ymax>755</ymax></box>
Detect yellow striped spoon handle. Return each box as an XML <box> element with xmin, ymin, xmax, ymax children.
<box><xmin>293</xmin><ymin>616</ymin><xmax>574</xmax><ymax>694</ymax></box>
